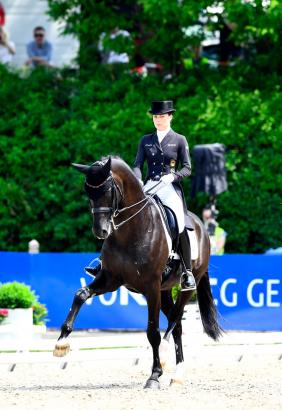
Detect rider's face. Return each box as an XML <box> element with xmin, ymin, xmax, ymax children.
<box><xmin>152</xmin><ymin>113</ymin><xmax>172</xmax><ymax>131</ymax></box>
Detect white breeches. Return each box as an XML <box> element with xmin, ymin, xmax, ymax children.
<box><xmin>144</xmin><ymin>180</ymin><xmax>185</xmax><ymax>233</ymax></box>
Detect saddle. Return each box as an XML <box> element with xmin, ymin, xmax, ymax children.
<box><xmin>153</xmin><ymin>195</ymin><xmax>194</xmax><ymax>244</ymax></box>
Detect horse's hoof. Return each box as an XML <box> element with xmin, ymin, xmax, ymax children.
<box><xmin>53</xmin><ymin>343</ymin><xmax>70</xmax><ymax>357</ymax></box>
<box><xmin>144</xmin><ymin>379</ymin><xmax>160</xmax><ymax>390</ymax></box>
<box><xmin>170</xmin><ymin>378</ymin><xmax>184</xmax><ymax>387</ymax></box>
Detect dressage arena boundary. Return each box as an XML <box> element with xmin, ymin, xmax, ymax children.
<box><xmin>1</xmin><ymin>330</ymin><xmax>281</xmax><ymax>373</ymax></box>
<box><xmin>1</xmin><ymin>306</ymin><xmax>281</xmax><ymax>373</ymax></box>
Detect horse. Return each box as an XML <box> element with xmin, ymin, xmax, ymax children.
<box><xmin>53</xmin><ymin>156</ymin><xmax>222</xmax><ymax>389</ymax></box>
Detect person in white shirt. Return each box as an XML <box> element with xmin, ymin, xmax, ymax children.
<box><xmin>0</xmin><ymin>26</ymin><xmax>15</xmax><ymax>64</ymax></box>
<box><xmin>99</xmin><ymin>28</ymin><xmax>130</xmax><ymax>64</ymax></box>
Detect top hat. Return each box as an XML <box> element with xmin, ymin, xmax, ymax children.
<box><xmin>148</xmin><ymin>100</ymin><xmax>176</xmax><ymax>115</ymax></box>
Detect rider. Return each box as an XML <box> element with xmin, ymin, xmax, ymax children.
<box><xmin>132</xmin><ymin>100</ymin><xmax>196</xmax><ymax>291</ymax></box>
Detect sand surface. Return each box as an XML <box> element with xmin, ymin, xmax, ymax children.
<box><xmin>0</xmin><ymin>342</ymin><xmax>281</xmax><ymax>410</ymax></box>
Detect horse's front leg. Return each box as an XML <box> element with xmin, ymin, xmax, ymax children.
<box><xmin>144</xmin><ymin>284</ymin><xmax>163</xmax><ymax>390</ymax></box>
<box><xmin>53</xmin><ymin>271</ymin><xmax>118</xmax><ymax>357</ymax></box>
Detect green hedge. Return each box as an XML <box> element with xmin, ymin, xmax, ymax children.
<box><xmin>0</xmin><ymin>282</ymin><xmax>36</xmax><ymax>309</ymax></box>
<box><xmin>0</xmin><ymin>282</ymin><xmax>48</xmax><ymax>324</ymax></box>
<box><xmin>0</xmin><ymin>64</ymin><xmax>281</xmax><ymax>253</ymax></box>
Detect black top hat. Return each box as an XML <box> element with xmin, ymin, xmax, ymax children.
<box><xmin>148</xmin><ymin>100</ymin><xmax>176</xmax><ymax>115</ymax></box>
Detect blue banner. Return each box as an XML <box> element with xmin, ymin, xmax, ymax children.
<box><xmin>209</xmin><ymin>255</ymin><xmax>282</xmax><ymax>331</ymax></box>
<box><xmin>0</xmin><ymin>252</ymin><xmax>281</xmax><ymax>331</ymax></box>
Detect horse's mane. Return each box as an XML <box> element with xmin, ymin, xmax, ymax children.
<box><xmin>101</xmin><ymin>155</ymin><xmax>139</xmax><ymax>182</ymax></box>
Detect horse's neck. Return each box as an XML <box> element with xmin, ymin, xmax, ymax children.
<box><xmin>113</xmin><ymin>162</ymin><xmax>145</xmax><ymax>206</ymax></box>
<box><xmin>122</xmin><ymin>176</ymin><xmax>145</xmax><ymax>207</ymax></box>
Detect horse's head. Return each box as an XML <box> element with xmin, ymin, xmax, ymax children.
<box><xmin>72</xmin><ymin>157</ymin><xmax>118</xmax><ymax>240</ymax></box>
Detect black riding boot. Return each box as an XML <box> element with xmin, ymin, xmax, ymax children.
<box><xmin>84</xmin><ymin>257</ymin><xmax>101</xmax><ymax>277</ymax></box>
<box><xmin>179</xmin><ymin>230</ymin><xmax>196</xmax><ymax>291</ymax></box>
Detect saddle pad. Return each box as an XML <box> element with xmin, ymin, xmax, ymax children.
<box><xmin>150</xmin><ymin>197</ymin><xmax>172</xmax><ymax>256</ymax></box>
<box><xmin>188</xmin><ymin>229</ymin><xmax>199</xmax><ymax>260</ymax></box>
<box><xmin>150</xmin><ymin>196</ymin><xmax>198</xmax><ymax>261</ymax></box>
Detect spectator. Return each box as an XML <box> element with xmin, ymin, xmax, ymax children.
<box><xmin>99</xmin><ymin>28</ymin><xmax>130</xmax><ymax>64</ymax></box>
<box><xmin>26</xmin><ymin>26</ymin><xmax>52</xmax><ymax>67</ymax></box>
<box><xmin>0</xmin><ymin>26</ymin><xmax>15</xmax><ymax>65</ymax></box>
<box><xmin>202</xmin><ymin>205</ymin><xmax>227</xmax><ymax>255</ymax></box>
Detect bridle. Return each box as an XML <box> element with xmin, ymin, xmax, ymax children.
<box><xmin>85</xmin><ymin>172</ymin><xmax>150</xmax><ymax>231</ymax></box>
<box><xmin>85</xmin><ymin>174</ymin><xmax>121</xmax><ymax>216</ymax></box>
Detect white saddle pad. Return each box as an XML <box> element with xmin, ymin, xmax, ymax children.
<box><xmin>170</xmin><ymin>231</ymin><xmax>198</xmax><ymax>261</ymax></box>
<box><xmin>188</xmin><ymin>229</ymin><xmax>199</xmax><ymax>260</ymax></box>
<box><xmin>150</xmin><ymin>197</ymin><xmax>199</xmax><ymax>261</ymax></box>
<box><xmin>150</xmin><ymin>197</ymin><xmax>172</xmax><ymax>255</ymax></box>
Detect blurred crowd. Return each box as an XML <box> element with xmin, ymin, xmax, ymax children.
<box><xmin>0</xmin><ymin>24</ymin><xmax>52</xmax><ymax>67</ymax></box>
<box><xmin>0</xmin><ymin>0</ymin><xmax>243</xmax><ymax>72</ymax></box>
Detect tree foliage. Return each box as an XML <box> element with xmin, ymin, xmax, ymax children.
<box><xmin>0</xmin><ymin>1</ymin><xmax>281</xmax><ymax>253</ymax></box>
<box><xmin>47</xmin><ymin>0</ymin><xmax>282</xmax><ymax>73</ymax></box>
<box><xmin>0</xmin><ymin>63</ymin><xmax>281</xmax><ymax>253</ymax></box>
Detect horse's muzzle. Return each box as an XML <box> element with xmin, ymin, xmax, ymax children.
<box><xmin>93</xmin><ymin>226</ymin><xmax>110</xmax><ymax>240</ymax></box>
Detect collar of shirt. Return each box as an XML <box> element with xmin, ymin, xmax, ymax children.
<box><xmin>157</xmin><ymin>128</ymin><xmax>171</xmax><ymax>144</ymax></box>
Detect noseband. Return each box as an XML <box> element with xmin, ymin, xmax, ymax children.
<box><xmin>85</xmin><ymin>173</ymin><xmax>122</xmax><ymax>216</ymax></box>
<box><xmin>85</xmin><ymin>172</ymin><xmax>150</xmax><ymax>231</ymax></box>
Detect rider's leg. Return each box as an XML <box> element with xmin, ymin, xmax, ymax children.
<box><xmin>178</xmin><ymin>229</ymin><xmax>196</xmax><ymax>291</ymax></box>
<box><xmin>154</xmin><ymin>183</ymin><xmax>195</xmax><ymax>290</ymax></box>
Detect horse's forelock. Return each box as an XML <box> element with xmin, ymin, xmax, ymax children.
<box><xmin>87</xmin><ymin>155</ymin><xmax>139</xmax><ymax>187</ymax></box>
<box><xmin>87</xmin><ymin>158</ymin><xmax>111</xmax><ymax>185</ymax></box>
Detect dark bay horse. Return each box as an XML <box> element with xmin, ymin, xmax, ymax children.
<box><xmin>53</xmin><ymin>156</ymin><xmax>221</xmax><ymax>388</ymax></box>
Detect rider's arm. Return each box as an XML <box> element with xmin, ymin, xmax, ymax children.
<box><xmin>173</xmin><ymin>135</ymin><xmax>191</xmax><ymax>181</ymax></box>
<box><xmin>132</xmin><ymin>138</ymin><xmax>146</xmax><ymax>180</ymax></box>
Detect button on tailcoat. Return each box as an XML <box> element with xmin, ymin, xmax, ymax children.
<box><xmin>133</xmin><ymin>128</ymin><xmax>191</xmax><ymax>183</ymax></box>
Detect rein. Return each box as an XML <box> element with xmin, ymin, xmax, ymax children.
<box><xmin>86</xmin><ymin>173</ymin><xmax>163</xmax><ymax>231</ymax></box>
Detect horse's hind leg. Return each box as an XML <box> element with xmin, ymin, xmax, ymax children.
<box><xmin>161</xmin><ymin>290</ymin><xmax>194</xmax><ymax>385</ymax></box>
<box><xmin>169</xmin><ymin>321</ymin><xmax>186</xmax><ymax>385</ymax></box>
<box><xmin>170</xmin><ymin>291</ymin><xmax>194</xmax><ymax>386</ymax></box>
<box><xmin>53</xmin><ymin>271</ymin><xmax>119</xmax><ymax>357</ymax></box>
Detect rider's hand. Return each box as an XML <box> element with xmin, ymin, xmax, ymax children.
<box><xmin>161</xmin><ymin>174</ymin><xmax>174</xmax><ymax>185</ymax></box>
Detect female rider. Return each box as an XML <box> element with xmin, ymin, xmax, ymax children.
<box><xmin>132</xmin><ymin>100</ymin><xmax>196</xmax><ymax>291</ymax></box>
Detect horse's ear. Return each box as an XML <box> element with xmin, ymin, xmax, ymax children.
<box><xmin>72</xmin><ymin>163</ymin><xmax>90</xmax><ymax>174</ymax></box>
<box><xmin>101</xmin><ymin>157</ymin><xmax>111</xmax><ymax>177</ymax></box>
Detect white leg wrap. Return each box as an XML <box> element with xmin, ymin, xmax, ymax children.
<box><xmin>173</xmin><ymin>361</ymin><xmax>185</xmax><ymax>382</ymax></box>
<box><xmin>56</xmin><ymin>338</ymin><xmax>68</xmax><ymax>346</ymax></box>
<box><xmin>159</xmin><ymin>339</ymin><xmax>170</xmax><ymax>367</ymax></box>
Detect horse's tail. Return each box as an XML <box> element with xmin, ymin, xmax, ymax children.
<box><xmin>197</xmin><ymin>271</ymin><xmax>222</xmax><ymax>341</ymax></box>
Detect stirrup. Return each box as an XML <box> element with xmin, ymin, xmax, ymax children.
<box><xmin>181</xmin><ymin>270</ymin><xmax>196</xmax><ymax>292</ymax></box>
<box><xmin>84</xmin><ymin>257</ymin><xmax>101</xmax><ymax>278</ymax></box>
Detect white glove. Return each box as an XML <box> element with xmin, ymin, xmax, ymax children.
<box><xmin>161</xmin><ymin>174</ymin><xmax>174</xmax><ymax>185</ymax></box>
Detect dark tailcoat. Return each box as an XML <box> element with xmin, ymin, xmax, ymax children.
<box><xmin>133</xmin><ymin>129</ymin><xmax>193</xmax><ymax>229</ymax></box>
